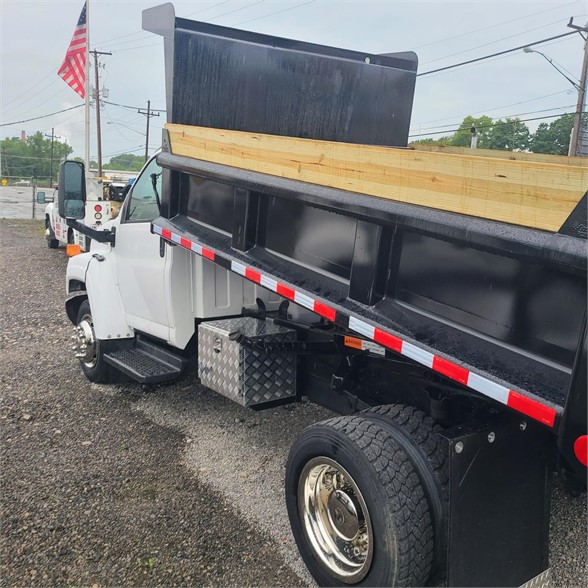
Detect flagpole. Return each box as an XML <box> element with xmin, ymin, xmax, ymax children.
<box><xmin>84</xmin><ymin>0</ymin><xmax>90</xmax><ymax>174</ymax></box>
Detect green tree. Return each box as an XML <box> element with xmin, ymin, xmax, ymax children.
<box><xmin>448</xmin><ymin>115</ymin><xmax>494</xmax><ymax>147</ymax></box>
<box><xmin>1</xmin><ymin>132</ymin><xmax>72</xmax><ymax>185</ymax></box>
<box><xmin>530</xmin><ymin>113</ymin><xmax>588</xmax><ymax>155</ymax></box>
<box><xmin>73</xmin><ymin>157</ymin><xmax>99</xmax><ymax>169</ymax></box>
<box><xmin>410</xmin><ymin>136</ymin><xmax>452</xmax><ymax>146</ymax></box>
<box><xmin>103</xmin><ymin>153</ymin><xmax>145</xmax><ymax>171</ymax></box>
<box><xmin>485</xmin><ymin>118</ymin><xmax>531</xmax><ymax>151</ymax></box>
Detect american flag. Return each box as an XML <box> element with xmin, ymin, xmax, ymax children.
<box><xmin>58</xmin><ymin>2</ymin><xmax>87</xmax><ymax>99</ymax></box>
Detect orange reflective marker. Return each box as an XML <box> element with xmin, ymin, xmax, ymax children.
<box><xmin>66</xmin><ymin>244</ymin><xmax>82</xmax><ymax>257</ymax></box>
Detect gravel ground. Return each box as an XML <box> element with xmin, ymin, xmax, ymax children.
<box><xmin>1</xmin><ymin>219</ymin><xmax>586</xmax><ymax>587</ymax></box>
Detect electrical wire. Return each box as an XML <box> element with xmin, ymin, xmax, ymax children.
<box><xmin>408</xmin><ymin>111</ymin><xmax>579</xmax><ymax>138</ymax></box>
<box><xmin>103</xmin><ymin>100</ymin><xmax>166</xmax><ymax>113</ymax></box>
<box><xmin>94</xmin><ymin>0</ymin><xmax>234</xmax><ymax>49</ymax></box>
<box><xmin>418</xmin><ymin>30</ymin><xmax>580</xmax><ymax>77</ymax></box>
<box><xmin>410</xmin><ymin>1</ymin><xmax>580</xmax><ymax>51</ymax></box>
<box><xmin>232</xmin><ymin>0</ymin><xmax>316</xmax><ymax>27</ymax></box>
<box><xmin>420</xmin><ymin>18</ymin><xmax>570</xmax><ymax>66</ymax></box>
<box><xmin>0</xmin><ymin>105</ymin><xmax>84</xmax><ymax>127</ymax></box>
<box><xmin>410</xmin><ymin>105</ymin><xmax>575</xmax><ymax>134</ymax></box>
<box><xmin>1</xmin><ymin>69</ymin><xmax>60</xmax><ymax>112</ymax></box>
<box><xmin>206</xmin><ymin>0</ymin><xmax>265</xmax><ymax>22</ymax></box>
<box><xmin>185</xmin><ymin>0</ymin><xmax>233</xmax><ymax>18</ymax></box>
<box><xmin>410</xmin><ymin>90</ymin><xmax>572</xmax><ymax>128</ymax></box>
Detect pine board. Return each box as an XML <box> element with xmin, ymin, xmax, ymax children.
<box><xmin>410</xmin><ymin>143</ymin><xmax>587</xmax><ymax>167</ymax></box>
<box><xmin>166</xmin><ymin>123</ymin><xmax>588</xmax><ymax>232</ymax></box>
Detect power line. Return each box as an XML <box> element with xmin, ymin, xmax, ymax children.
<box><xmin>233</xmin><ymin>0</ymin><xmax>316</xmax><ymax>26</ymax></box>
<box><xmin>0</xmin><ymin>105</ymin><xmax>84</xmax><ymax>127</ymax></box>
<box><xmin>207</xmin><ymin>0</ymin><xmax>265</xmax><ymax>22</ymax></box>
<box><xmin>410</xmin><ymin>1</ymin><xmax>580</xmax><ymax>51</ymax></box>
<box><xmin>410</xmin><ymin>90</ymin><xmax>572</xmax><ymax>128</ymax></box>
<box><xmin>94</xmin><ymin>0</ymin><xmax>234</xmax><ymax>49</ymax></box>
<box><xmin>0</xmin><ymin>154</ymin><xmax>62</xmax><ymax>161</ymax></box>
<box><xmin>104</xmin><ymin>100</ymin><xmax>166</xmax><ymax>113</ymax></box>
<box><xmin>410</xmin><ymin>105</ymin><xmax>575</xmax><ymax>134</ymax></box>
<box><xmin>420</xmin><ymin>18</ymin><xmax>568</xmax><ymax>66</ymax></box>
<box><xmin>408</xmin><ymin>111</ymin><xmax>579</xmax><ymax>138</ymax></box>
<box><xmin>2</xmin><ymin>72</ymin><xmax>59</xmax><ymax>113</ymax></box>
<box><xmin>418</xmin><ymin>30</ymin><xmax>580</xmax><ymax>77</ymax></box>
<box><xmin>185</xmin><ymin>0</ymin><xmax>232</xmax><ymax>18</ymax></box>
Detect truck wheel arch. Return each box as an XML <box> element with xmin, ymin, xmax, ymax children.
<box><xmin>65</xmin><ymin>293</ymin><xmax>87</xmax><ymax>325</ymax></box>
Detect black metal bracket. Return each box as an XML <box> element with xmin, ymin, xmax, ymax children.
<box><xmin>67</xmin><ymin>219</ymin><xmax>116</xmax><ymax>245</ymax></box>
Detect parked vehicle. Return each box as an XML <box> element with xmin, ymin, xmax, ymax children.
<box><xmin>60</xmin><ymin>5</ymin><xmax>587</xmax><ymax>587</ymax></box>
<box><xmin>39</xmin><ymin>176</ymin><xmax>113</xmax><ymax>251</ymax></box>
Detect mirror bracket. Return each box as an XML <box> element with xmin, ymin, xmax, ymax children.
<box><xmin>67</xmin><ymin>219</ymin><xmax>116</xmax><ymax>245</ymax></box>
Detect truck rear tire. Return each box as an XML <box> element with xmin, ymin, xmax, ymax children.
<box><xmin>75</xmin><ymin>300</ymin><xmax>111</xmax><ymax>383</ymax></box>
<box><xmin>361</xmin><ymin>404</ymin><xmax>449</xmax><ymax>581</ymax></box>
<box><xmin>285</xmin><ymin>415</ymin><xmax>434</xmax><ymax>587</ymax></box>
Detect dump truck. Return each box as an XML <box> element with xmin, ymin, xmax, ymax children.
<box><xmin>60</xmin><ymin>4</ymin><xmax>587</xmax><ymax>586</ymax></box>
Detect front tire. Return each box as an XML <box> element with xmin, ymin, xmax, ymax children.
<box><xmin>45</xmin><ymin>218</ymin><xmax>58</xmax><ymax>248</ymax></box>
<box><xmin>75</xmin><ymin>300</ymin><xmax>110</xmax><ymax>383</ymax></box>
<box><xmin>285</xmin><ymin>415</ymin><xmax>434</xmax><ymax>587</ymax></box>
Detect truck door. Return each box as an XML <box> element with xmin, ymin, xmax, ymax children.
<box><xmin>114</xmin><ymin>156</ymin><xmax>170</xmax><ymax>341</ymax></box>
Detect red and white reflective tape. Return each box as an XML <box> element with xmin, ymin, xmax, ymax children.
<box><xmin>159</xmin><ymin>227</ymin><xmax>215</xmax><ymax>261</ymax></box>
<box><xmin>153</xmin><ymin>224</ymin><xmax>558</xmax><ymax>429</ymax></box>
<box><xmin>231</xmin><ymin>260</ymin><xmax>337</xmax><ymax>322</ymax></box>
<box><xmin>349</xmin><ymin>315</ymin><xmax>556</xmax><ymax>428</ymax></box>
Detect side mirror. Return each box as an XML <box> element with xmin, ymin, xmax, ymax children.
<box><xmin>36</xmin><ymin>191</ymin><xmax>46</xmax><ymax>204</ymax></box>
<box><xmin>58</xmin><ymin>160</ymin><xmax>86</xmax><ymax>219</ymax></box>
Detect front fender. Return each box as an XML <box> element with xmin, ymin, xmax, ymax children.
<box><xmin>65</xmin><ymin>252</ymin><xmax>133</xmax><ymax>341</ymax></box>
<box><xmin>66</xmin><ymin>251</ymin><xmax>92</xmax><ymax>294</ymax></box>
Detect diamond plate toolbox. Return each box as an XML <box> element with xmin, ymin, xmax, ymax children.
<box><xmin>198</xmin><ymin>317</ymin><xmax>296</xmax><ymax>407</ymax></box>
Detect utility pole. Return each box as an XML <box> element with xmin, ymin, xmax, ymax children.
<box><xmin>138</xmin><ymin>100</ymin><xmax>160</xmax><ymax>162</ymax></box>
<box><xmin>568</xmin><ymin>19</ymin><xmax>588</xmax><ymax>156</ymax></box>
<box><xmin>44</xmin><ymin>128</ymin><xmax>61</xmax><ymax>186</ymax></box>
<box><xmin>90</xmin><ymin>49</ymin><xmax>112</xmax><ymax>176</ymax></box>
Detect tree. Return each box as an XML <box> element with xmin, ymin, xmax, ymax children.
<box><xmin>530</xmin><ymin>113</ymin><xmax>588</xmax><ymax>155</ymax></box>
<box><xmin>410</xmin><ymin>136</ymin><xmax>452</xmax><ymax>146</ymax></box>
<box><xmin>448</xmin><ymin>115</ymin><xmax>494</xmax><ymax>147</ymax></box>
<box><xmin>73</xmin><ymin>157</ymin><xmax>99</xmax><ymax>169</ymax></box>
<box><xmin>485</xmin><ymin>118</ymin><xmax>531</xmax><ymax>151</ymax></box>
<box><xmin>0</xmin><ymin>132</ymin><xmax>72</xmax><ymax>185</ymax></box>
<box><xmin>103</xmin><ymin>153</ymin><xmax>145</xmax><ymax>171</ymax></box>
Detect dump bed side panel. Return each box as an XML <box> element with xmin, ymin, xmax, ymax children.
<box><xmin>154</xmin><ymin>152</ymin><xmax>588</xmax><ymax>422</ymax></box>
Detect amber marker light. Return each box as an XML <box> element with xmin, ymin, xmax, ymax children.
<box><xmin>66</xmin><ymin>244</ymin><xmax>82</xmax><ymax>257</ymax></box>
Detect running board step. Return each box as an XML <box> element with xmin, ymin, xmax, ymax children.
<box><xmin>104</xmin><ymin>338</ymin><xmax>185</xmax><ymax>384</ymax></box>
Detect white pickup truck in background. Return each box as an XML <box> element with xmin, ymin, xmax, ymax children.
<box><xmin>39</xmin><ymin>176</ymin><xmax>116</xmax><ymax>251</ymax></box>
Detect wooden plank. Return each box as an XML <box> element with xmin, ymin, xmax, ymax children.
<box><xmin>166</xmin><ymin>123</ymin><xmax>588</xmax><ymax>232</ymax></box>
<box><xmin>410</xmin><ymin>143</ymin><xmax>587</xmax><ymax>167</ymax></box>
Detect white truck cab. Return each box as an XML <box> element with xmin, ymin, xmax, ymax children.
<box><xmin>65</xmin><ymin>155</ymin><xmax>276</xmax><ymax>382</ymax></box>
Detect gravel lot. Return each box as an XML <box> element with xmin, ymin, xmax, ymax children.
<box><xmin>1</xmin><ymin>219</ymin><xmax>586</xmax><ymax>587</ymax></box>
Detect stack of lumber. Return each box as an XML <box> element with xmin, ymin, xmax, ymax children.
<box><xmin>166</xmin><ymin>123</ymin><xmax>588</xmax><ymax>232</ymax></box>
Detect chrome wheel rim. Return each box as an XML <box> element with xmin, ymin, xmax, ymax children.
<box><xmin>298</xmin><ymin>457</ymin><xmax>373</xmax><ymax>583</ymax></box>
<box><xmin>74</xmin><ymin>313</ymin><xmax>97</xmax><ymax>368</ymax></box>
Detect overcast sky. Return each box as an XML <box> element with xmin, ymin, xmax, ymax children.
<box><xmin>1</xmin><ymin>0</ymin><xmax>585</xmax><ymax>162</ymax></box>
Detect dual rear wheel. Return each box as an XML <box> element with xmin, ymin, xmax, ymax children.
<box><xmin>285</xmin><ymin>406</ymin><xmax>447</xmax><ymax>587</ymax></box>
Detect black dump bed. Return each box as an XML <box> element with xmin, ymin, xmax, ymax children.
<box><xmin>143</xmin><ymin>4</ymin><xmax>587</xmax><ymax>452</ymax></box>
